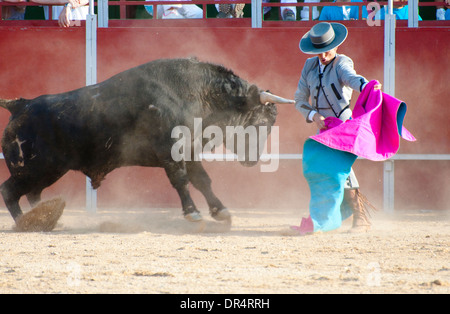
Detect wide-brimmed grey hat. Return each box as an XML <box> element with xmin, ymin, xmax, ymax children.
<box><xmin>299</xmin><ymin>22</ymin><xmax>348</xmax><ymax>54</ymax></box>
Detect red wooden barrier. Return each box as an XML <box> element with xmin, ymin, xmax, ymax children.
<box><xmin>0</xmin><ymin>23</ymin><xmax>448</xmax><ymax>213</ymax></box>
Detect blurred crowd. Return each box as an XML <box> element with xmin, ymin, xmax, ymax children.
<box><xmin>1</xmin><ymin>0</ymin><xmax>449</xmax><ymax>26</ymax></box>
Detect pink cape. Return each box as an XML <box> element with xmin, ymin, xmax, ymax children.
<box><xmin>310</xmin><ymin>80</ymin><xmax>416</xmax><ymax>161</ymax></box>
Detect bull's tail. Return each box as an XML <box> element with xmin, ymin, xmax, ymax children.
<box><xmin>0</xmin><ymin>98</ymin><xmax>27</xmax><ymax>115</ymax></box>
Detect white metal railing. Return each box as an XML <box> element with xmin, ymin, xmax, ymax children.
<box><xmin>1</xmin><ymin>153</ymin><xmax>448</xmax><ymax>211</ymax></box>
<box><xmin>382</xmin><ymin>154</ymin><xmax>450</xmax><ymax>212</ymax></box>
<box><xmin>95</xmin><ymin>0</ymin><xmax>423</xmax><ymax>29</ymax></box>
<box><xmin>114</xmin><ymin>0</ymin><xmax>427</xmax><ymax>28</ymax></box>
<box><xmin>0</xmin><ymin>0</ymin><xmax>447</xmax><ymax>213</ymax></box>
<box><xmin>199</xmin><ymin>153</ymin><xmax>450</xmax><ymax>212</ymax></box>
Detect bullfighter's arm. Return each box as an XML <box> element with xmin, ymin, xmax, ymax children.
<box><xmin>336</xmin><ymin>56</ymin><xmax>369</xmax><ymax>92</ymax></box>
<box><xmin>337</xmin><ymin>56</ymin><xmax>382</xmax><ymax>92</ymax></box>
<box><xmin>294</xmin><ymin>67</ymin><xmax>315</xmax><ymax>123</ymax></box>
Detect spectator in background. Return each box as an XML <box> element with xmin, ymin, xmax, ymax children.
<box><xmin>155</xmin><ymin>0</ymin><xmax>203</xmax><ymax>19</ymax></box>
<box><xmin>32</xmin><ymin>0</ymin><xmax>89</xmax><ymax>27</ymax></box>
<box><xmin>216</xmin><ymin>1</ymin><xmax>297</xmax><ymax>21</ymax></box>
<box><xmin>447</xmin><ymin>0</ymin><xmax>450</xmax><ymax>19</ymax></box>
<box><xmin>216</xmin><ymin>3</ymin><xmax>245</xmax><ymax>18</ymax></box>
<box><xmin>378</xmin><ymin>0</ymin><xmax>422</xmax><ymax>20</ymax></box>
<box><xmin>1</xmin><ymin>0</ymin><xmax>26</xmax><ymax>20</ymax></box>
<box><xmin>144</xmin><ymin>4</ymin><xmax>154</xmax><ymax>17</ymax></box>
<box><xmin>436</xmin><ymin>7</ymin><xmax>445</xmax><ymax>19</ymax></box>
<box><xmin>300</xmin><ymin>0</ymin><xmax>320</xmax><ymax>21</ymax></box>
<box><xmin>319</xmin><ymin>0</ymin><xmax>363</xmax><ymax>20</ymax></box>
<box><xmin>436</xmin><ymin>0</ymin><xmax>450</xmax><ymax>20</ymax></box>
<box><xmin>265</xmin><ymin>0</ymin><xmax>297</xmax><ymax>20</ymax></box>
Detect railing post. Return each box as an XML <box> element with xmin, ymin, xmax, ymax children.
<box><xmin>384</xmin><ymin>1</ymin><xmax>395</xmax><ymax>97</ymax></box>
<box><xmin>408</xmin><ymin>0</ymin><xmax>419</xmax><ymax>27</ymax></box>
<box><xmin>383</xmin><ymin>0</ymin><xmax>396</xmax><ymax>212</ymax></box>
<box><xmin>86</xmin><ymin>0</ymin><xmax>98</xmax><ymax>213</ymax></box>
<box><xmin>251</xmin><ymin>0</ymin><xmax>262</xmax><ymax>28</ymax></box>
<box><xmin>383</xmin><ymin>160</ymin><xmax>395</xmax><ymax>212</ymax></box>
<box><xmin>98</xmin><ymin>0</ymin><xmax>109</xmax><ymax>28</ymax></box>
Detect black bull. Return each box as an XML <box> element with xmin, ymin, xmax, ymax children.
<box><xmin>0</xmin><ymin>58</ymin><xmax>293</xmax><ymax>229</ymax></box>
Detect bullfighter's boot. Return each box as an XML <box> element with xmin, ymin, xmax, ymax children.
<box><xmin>344</xmin><ymin>189</ymin><xmax>373</xmax><ymax>233</ymax></box>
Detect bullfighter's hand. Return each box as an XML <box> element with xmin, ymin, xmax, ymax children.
<box><xmin>313</xmin><ymin>113</ymin><xmax>326</xmax><ymax>130</ymax></box>
<box><xmin>374</xmin><ymin>83</ymin><xmax>382</xmax><ymax>90</ymax></box>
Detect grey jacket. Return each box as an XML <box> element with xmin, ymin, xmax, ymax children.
<box><xmin>295</xmin><ymin>54</ymin><xmax>368</xmax><ymax>123</ymax></box>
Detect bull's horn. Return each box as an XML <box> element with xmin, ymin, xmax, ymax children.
<box><xmin>260</xmin><ymin>91</ymin><xmax>295</xmax><ymax>104</ymax></box>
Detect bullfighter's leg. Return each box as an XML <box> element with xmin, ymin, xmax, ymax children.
<box><xmin>161</xmin><ymin>159</ymin><xmax>202</xmax><ymax>222</ymax></box>
<box><xmin>185</xmin><ymin>161</ymin><xmax>231</xmax><ymax>221</ymax></box>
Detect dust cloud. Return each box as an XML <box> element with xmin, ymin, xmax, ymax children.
<box><xmin>0</xmin><ymin>205</ymin><xmax>449</xmax><ymax>294</ymax></box>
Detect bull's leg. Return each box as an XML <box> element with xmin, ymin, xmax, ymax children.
<box><xmin>23</xmin><ymin>170</ymin><xmax>65</xmax><ymax>208</ymax></box>
<box><xmin>185</xmin><ymin>161</ymin><xmax>231</xmax><ymax>221</ymax></box>
<box><xmin>162</xmin><ymin>160</ymin><xmax>202</xmax><ymax>222</ymax></box>
<box><xmin>26</xmin><ymin>190</ymin><xmax>42</xmax><ymax>208</ymax></box>
<box><xmin>1</xmin><ymin>165</ymin><xmax>67</xmax><ymax>224</ymax></box>
<box><xmin>1</xmin><ymin>177</ymin><xmax>27</xmax><ymax>222</ymax></box>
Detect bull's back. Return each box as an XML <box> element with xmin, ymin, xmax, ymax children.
<box><xmin>2</xmin><ymin>58</ymin><xmax>227</xmax><ymax>169</ymax></box>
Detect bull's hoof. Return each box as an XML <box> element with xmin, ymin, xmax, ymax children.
<box><xmin>211</xmin><ymin>208</ymin><xmax>232</xmax><ymax>222</ymax></box>
<box><xmin>184</xmin><ymin>211</ymin><xmax>203</xmax><ymax>222</ymax></box>
<box><xmin>14</xmin><ymin>197</ymin><xmax>65</xmax><ymax>232</ymax></box>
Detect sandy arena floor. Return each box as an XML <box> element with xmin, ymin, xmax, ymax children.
<box><xmin>0</xmin><ymin>206</ymin><xmax>448</xmax><ymax>294</ymax></box>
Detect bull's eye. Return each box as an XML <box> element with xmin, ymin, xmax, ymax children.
<box><xmin>258</xmin><ymin>119</ymin><xmax>269</xmax><ymax>126</ymax></box>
